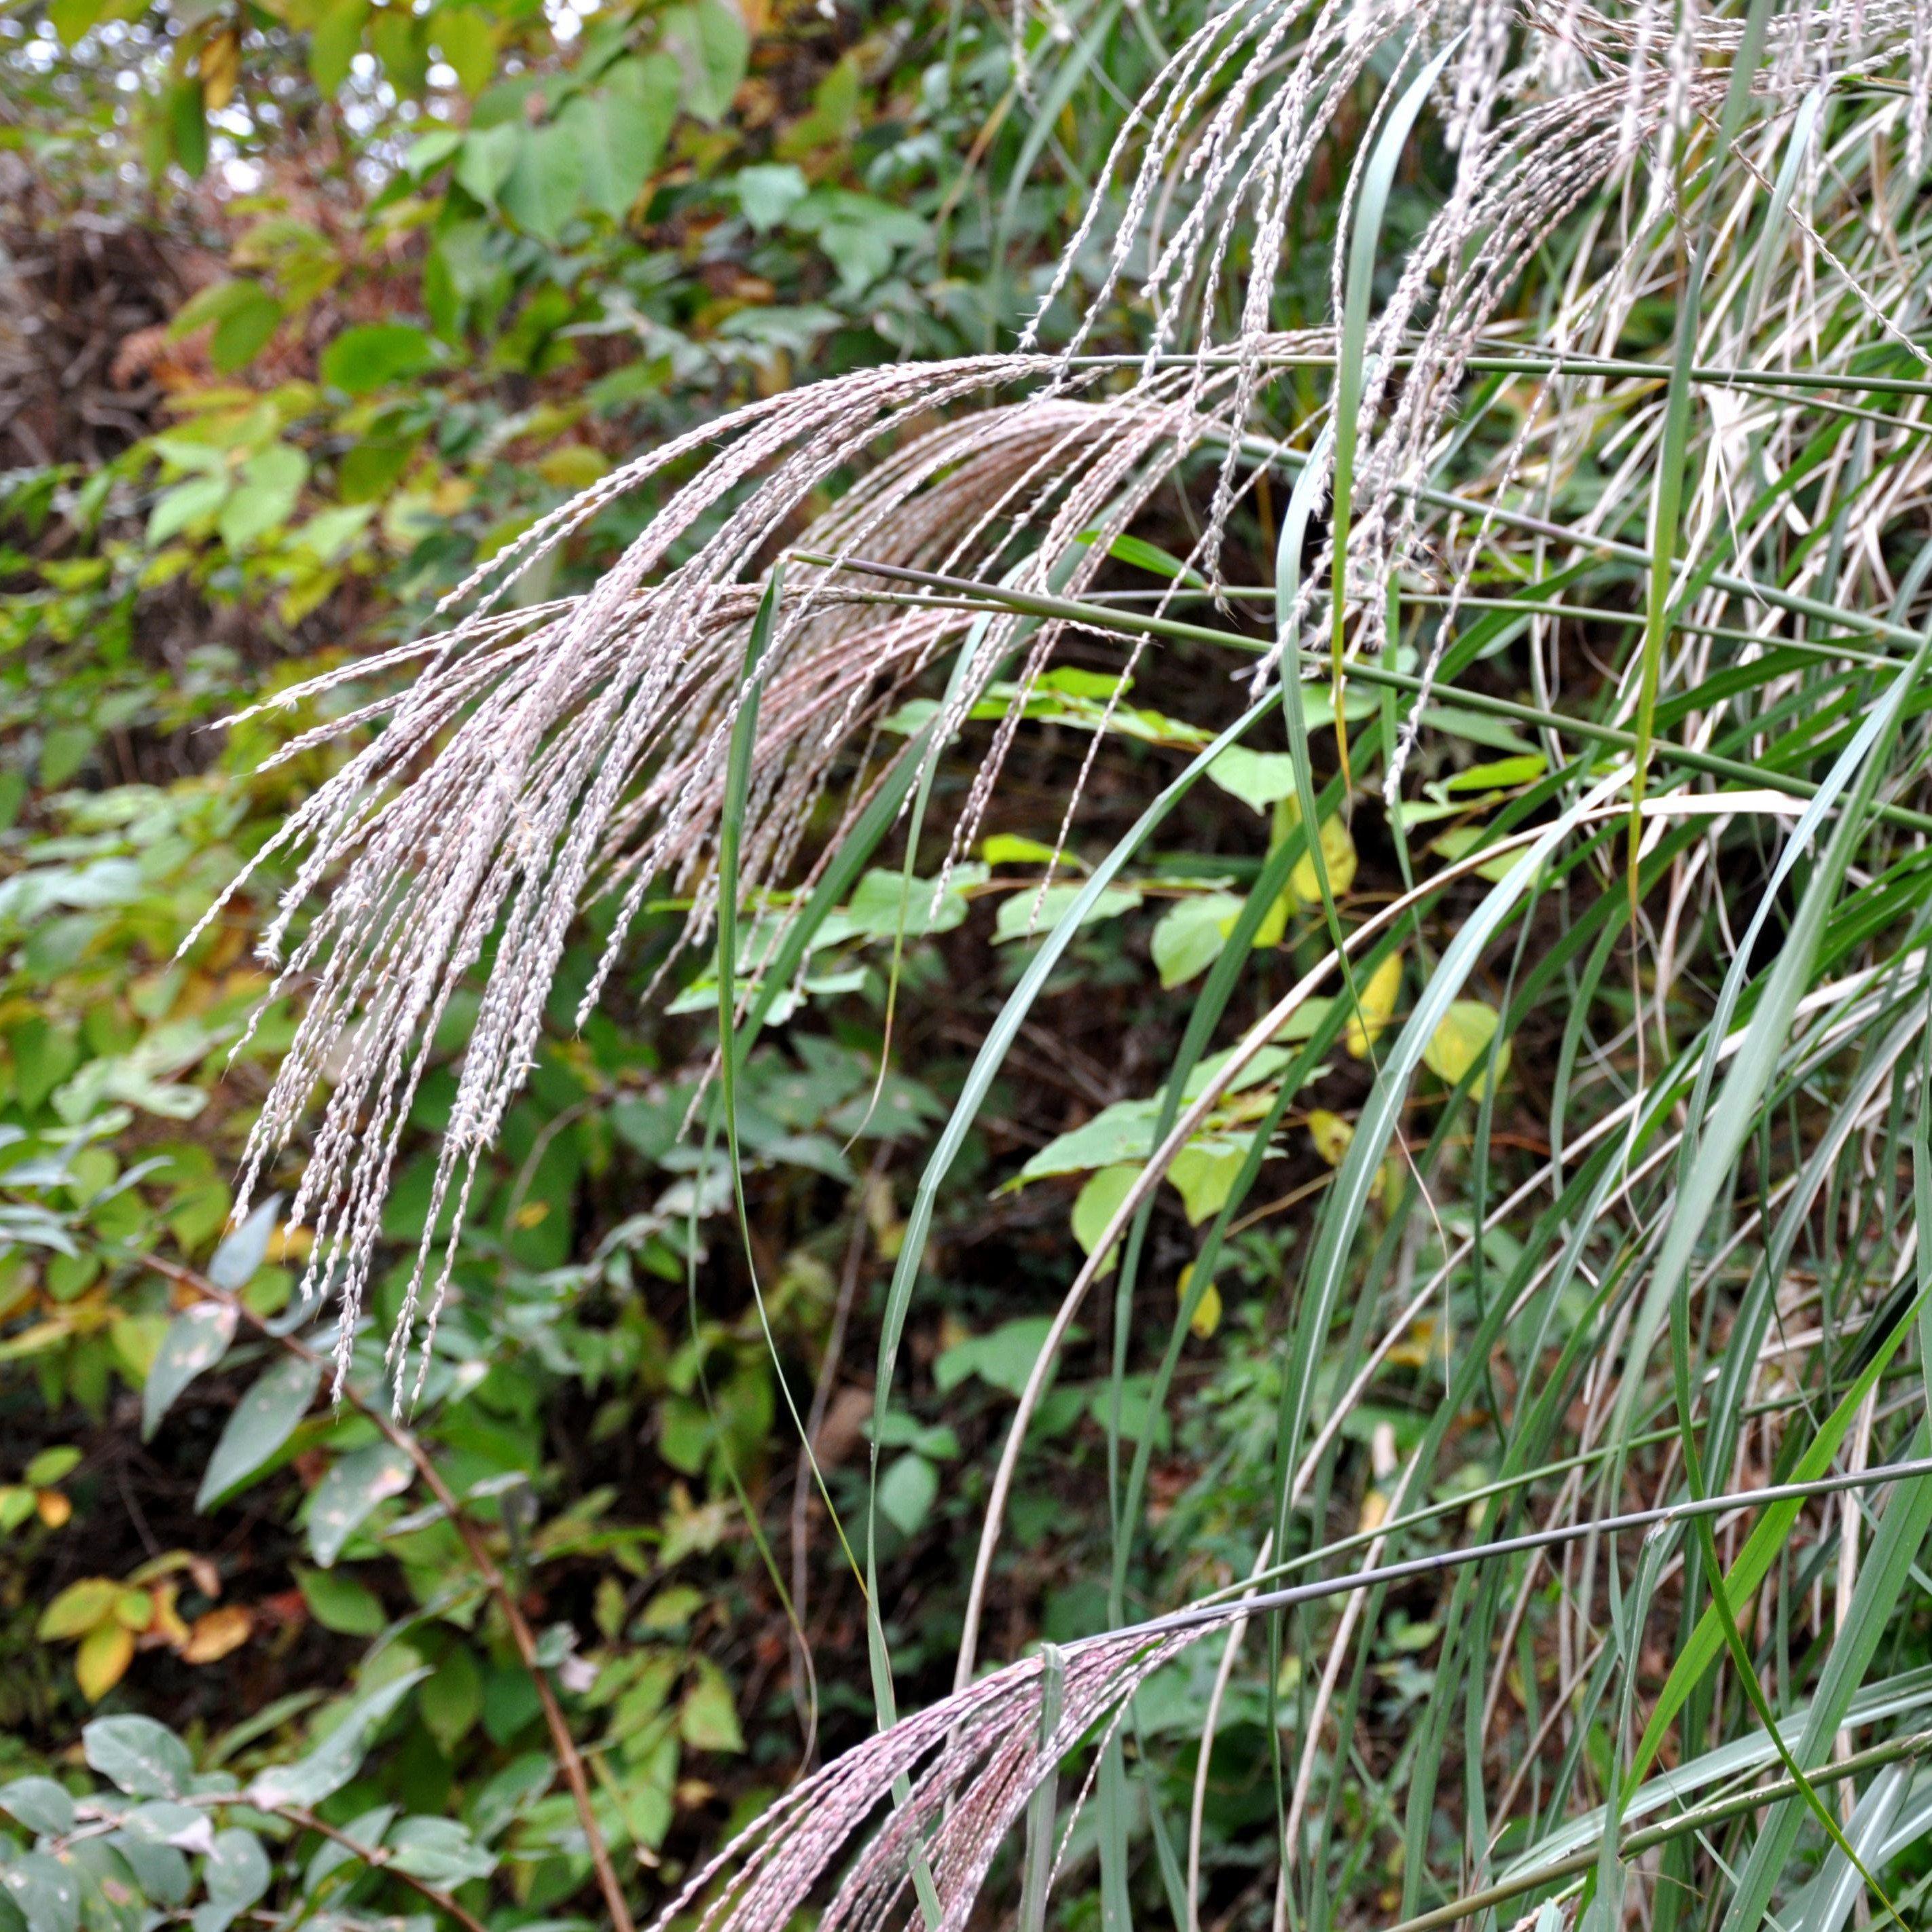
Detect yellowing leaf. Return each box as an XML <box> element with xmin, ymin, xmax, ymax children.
<box><xmin>1295</xmin><ymin>814</ymin><xmax>1357</xmax><ymax>907</ymax></box>
<box><xmin>1422</xmin><ymin>999</ymin><xmax>1511</xmax><ymax>1095</ymax></box>
<box><xmin>1345</xmin><ymin>952</ymin><xmax>1402</xmax><ymax>1058</ymax></box>
<box><xmin>75</xmin><ymin>1622</ymin><xmax>135</xmax><ymax>1702</ymax></box>
<box><xmin>267</xmin><ymin>1224</ymin><xmax>312</xmax><ymax>1264</ymax></box>
<box><xmin>199</xmin><ymin>29</ymin><xmax>240</xmax><ymax>109</ymax></box>
<box><xmin>148</xmin><ymin>1583</ymin><xmax>190</xmax><ymax>1650</ymax></box>
<box><xmin>181</xmin><ymin>1606</ymin><xmax>253</xmax><ymax>1665</ymax></box>
<box><xmin>1270</xmin><ymin>795</ymin><xmax>1357</xmax><ymax>909</ymax></box>
<box><xmin>1307</xmin><ymin>1110</ymin><xmax>1353</xmax><ymax>1166</ymax></box>
<box><xmin>1254</xmin><ymin>886</ymin><xmax>1290</xmax><ymax>948</ymax></box>
<box><xmin>35</xmin><ymin>1491</ymin><xmax>72</xmax><ymax>1529</ymax></box>
<box><xmin>862</xmin><ymin>1172</ymin><xmax>905</xmax><ymax>1260</ymax></box>
<box><xmin>39</xmin><ymin>1576</ymin><xmax>119</xmax><ymax>1640</ymax></box>
<box><xmin>1387</xmin><ymin>1317</ymin><xmax>1440</xmax><ymax>1370</ymax></box>
<box><xmin>1176</xmin><ymin>1264</ymin><xmax>1222</xmax><ymax>1340</ymax></box>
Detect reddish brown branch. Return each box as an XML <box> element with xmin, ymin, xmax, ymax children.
<box><xmin>147</xmin><ymin>1256</ymin><xmax>637</xmax><ymax>1932</ymax></box>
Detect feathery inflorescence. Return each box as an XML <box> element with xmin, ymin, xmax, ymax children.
<box><xmin>218</xmin><ymin>0</ymin><xmax>1929</xmax><ymax>1396</ymax></box>
<box><xmin>210</xmin><ymin>1</ymin><xmax>1932</xmax><ymax>1920</ymax></box>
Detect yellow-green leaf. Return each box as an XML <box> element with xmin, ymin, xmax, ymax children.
<box><xmin>1422</xmin><ymin>999</ymin><xmax>1511</xmax><ymax>1095</ymax></box>
<box><xmin>1345</xmin><ymin>951</ymin><xmax>1402</xmax><ymax>1058</ymax></box>
<box><xmin>114</xmin><ymin>1589</ymin><xmax>155</xmax><ymax>1633</ymax></box>
<box><xmin>1072</xmin><ymin>1163</ymin><xmax>1140</xmax><ymax>1275</ymax></box>
<box><xmin>1444</xmin><ymin>753</ymin><xmax>1546</xmax><ymax>792</ymax></box>
<box><xmin>536</xmin><ymin>444</ymin><xmax>610</xmax><ymax>490</ymax></box>
<box><xmin>1307</xmin><ymin>1110</ymin><xmax>1353</xmax><ymax>1166</ymax></box>
<box><xmin>1273</xmin><ymin>795</ymin><xmax>1357</xmax><ymax>908</ymax></box>
<box><xmin>1150</xmin><ymin>892</ymin><xmax>1242</xmax><ymax>989</ymax></box>
<box><xmin>75</xmin><ymin>1622</ymin><xmax>136</xmax><ymax>1702</ymax></box>
<box><xmin>39</xmin><ymin>1577</ymin><xmax>119</xmax><ymax>1640</ymax></box>
<box><xmin>679</xmin><ymin>1659</ymin><xmax>744</xmax><ymax>1753</ymax></box>
<box><xmin>1169</xmin><ymin>1142</ymin><xmax>1244</xmax><ymax>1225</ymax></box>
<box><xmin>983</xmin><ymin>834</ymin><xmax>1059</xmax><ymax>866</ymax></box>
<box><xmin>429</xmin><ymin>3</ymin><xmax>493</xmax><ymax>93</ymax></box>
<box><xmin>1176</xmin><ymin>1263</ymin><xmax>1222</xmax><ymax>1340</ymax></box>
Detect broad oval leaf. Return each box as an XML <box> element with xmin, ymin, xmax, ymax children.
<box><xmin>2</xmin><ymin>1855</ymin><xmax>79</xmax><ymax>1932</ymax></box>
<box><xmin>560</xmin><ymin>52</ymin><xmax>678</xmax><ymax>219</ymax></box>
<box><xmin>198</xmin><ymin>1829</ymin><xmax>270</xmax><ymax>1931</ymax></box>
<box><xmin>875</xmin><ymin>1452</ymin><xmax>938</xmax><ymax>1537</ymax></box>
<box><xmin>1169</xmin><ymin>1140</ymin><xmax>1245</xmax><ymax>1225</ymax></box>
<box><xmin>1206</xmin><ymin>746</ymin><xmax>1298</xmax><ymax>813</ymax></box>
<box><xmin>1150</xmin><ymin>892</ymin><xmax>1242</xmax><ymax>989</ymax></box>
<box><xmin>1071</xmin><ymin>1162</ymin><xmax>1140</xmax><ymax>1274</ymax></box>
<box><xmin>196</xmin><ymin>1353</ymin><xmax>322</xmax><ymax>1512</ymax></box>
<box><xmin>246</xmin><ymin>1670</ymin><xmax>430</xmax><ymax>1810</ymax></box>
<box><xmin>142</xmin><ymin>1302</ymin><xmax>239</xmax><ymax>1441</ymax></box>
<box><xmin>38</xmin><ymin>1575</ymin><xmax>118</xmax><ymax>1639</ymax></box>
<box><xmin>83</xmin><ymin>1714</ymin><xmax>192</xmax><ymax>1798</ymax></box>
<box><xmin>318</xmin><ymin>323</ymin><xmax>439</xmax><ymax>397</ymax></box>
<box><xmin>678</xmin><ymin>1660</ymin><xmax>746</xmax><ymax>1754</ymax></box>
<box><xmin>75</xmin><ymin>1621</ymin><xmax>134</xmax><ymax>1702</ymax></box>
<box><xmin>453</xmin><ymin>121</ymin><xmax>518</xmax><ymax>205</ymax></box>
<box><xmin>661</xmin><ymin>0</ymin><xmax>747</xmax><ymax>123</ymax></box>
<box><xmin>932</xmin><ymin>1317</ymin><xmax>1068</xmax><ymax>1400</ymax></box>
<box><xmin>387</xmin><ymin>1815</ymin><xmax>497</xmax><ymax>1887</ymax></box>
<box><xmin>0</xmin><ymin>1777</ymin><xmax>75</xmax><ymax>1839</ymax></box>
<box><xmin>1307</xmin><ymin>1108</ymin><xmax>1354</xmax><ymax>1167</ymax></box>
<box><xmin>217</xmin><ymin>446</ymin><xmax>308</xmax><ymax>552</ymax></box>
<box><xmin>304</xmin><ymin>1804</ymin><xmax>396</xmax><ymax>1893</ymax></box>
<box><xmin>496</xmin><ymin>123</ymin><xmax>586</xmax><ymax>242</ymax></box>
<box><xmin>206</xmin><ymin>1195</ymin><xmax>280</xmax><ymax>1291</ymax></box>
<box><xmin>306</xmin><ymin>1442</ymin><xmax>414</xmax><ymax>1568</ymax></box>
<box><xmin>120</xmin><ymin>1802</ymin><xmax>215</xmax><ymax>1855</ymax></box>
<box><xmin>22</xmin><ymin>1446</ymin><xmax>77</xmax><ymax>1487</ymax></box>
<box><xmin>295</xmin><ymin>1565</ymin><xmax>387</xmax><ymax>1635</ymax></box>
<box><xmin>147</xmin><ymin>473</ymin><xmax>230</xmax><ymax>546</ymax></box>
<box><xmin>992</xmin><ymin>882</ymin><xmax>1142</xmax><ymax>946</ymax></box>
<box><xmin>108</xmin><ymin>1832</ymin><xmax>190</xmax><ymax>1907</ymax></box>
<box><xmin>1276</xmin><ymin>795</ymin><xmax>1358</xmax><ymax>907</ymax></box>
<box><xmin>1017</xmin><ymin>1099</ymin><xmax>1157</xmax><ymax>1182</ymax></box>
<box><xmin>1175</xmin><ymin>1262</ymin><xmax>1222</xmax><ymax>1341</ymax></box>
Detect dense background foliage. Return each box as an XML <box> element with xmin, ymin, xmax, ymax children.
<box><xmin>10</xmin><ymin>5</ymin><xmax>1932</xmax><ymax>1932</ymax></box>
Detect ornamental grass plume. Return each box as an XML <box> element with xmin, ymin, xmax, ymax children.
<box><xmin>212</xmin><ymin>0</ymin><xmax>1931</xmax><ymax>1391</ymax></box>
<box><xmin>200</xmin><ymin>0</ymin><xmax>1932</xmax><ymax>1918</ymax></box>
